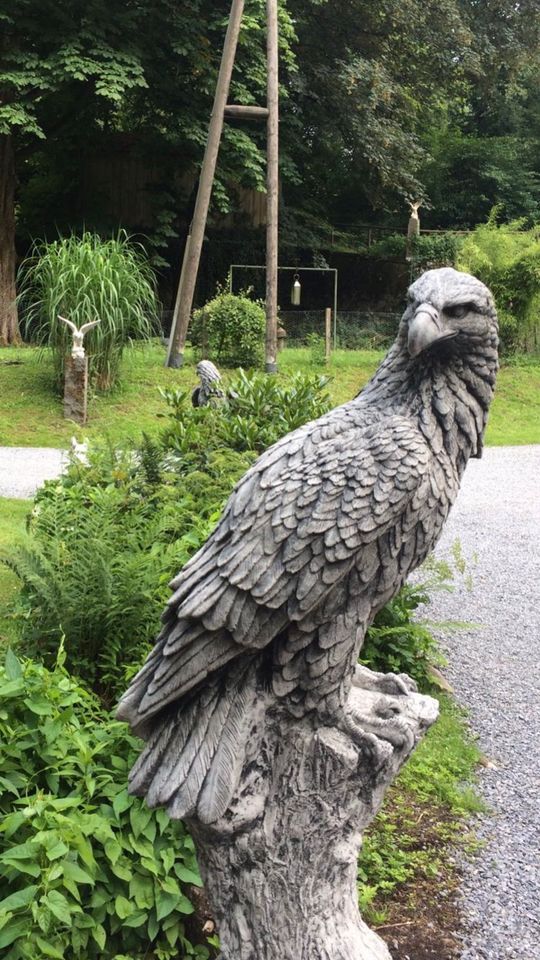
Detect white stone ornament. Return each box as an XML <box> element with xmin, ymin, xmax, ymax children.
<box><xmin>58</xmin><ymin>315</ymin><xmax>101</xmax><ymax>359</ymax></box>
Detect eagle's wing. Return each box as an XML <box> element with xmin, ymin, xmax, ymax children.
<box><xmin>57</xmin><ymin>315</ymin><xmax>78</xmax><ymax>335</ymax></box>
<box><xmin>121</xmin><ymin>412</ymin><xmax>433</xmax><ymax>724</ymax></box>
<box><xmin>119</xmin><ymin>412</ymin><xmax>436</xmax><ymax>822</ymax></box>
<box><xmin>79</xmin><ymin>320</ymin><xmax>101</xmax><ymax>336</ymax></box>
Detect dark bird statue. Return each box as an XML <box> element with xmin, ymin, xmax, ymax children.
<box><xmin>118</xmin><ymin>268</ymin><xmax>498</xmax><ymax>824</ymax></box>
<box><xmin>191</xmin><ymin>360</ymin><xmax>225</xmax><ymax>408</ymax></box>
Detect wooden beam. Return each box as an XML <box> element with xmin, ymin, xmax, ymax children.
<box><xmin>166</xmin><ymin>0</ymin><xmax>246</xmax><ymax>368</ymax></box>
<box><xmin>225</xmin><ymin>104</ymin><xmax>269</xmax><ymax>119</ymax></box>
<box><xmin>265</xmin><ymin>0</ymin><xmax>279</xmax><ymax>374</ymax></box>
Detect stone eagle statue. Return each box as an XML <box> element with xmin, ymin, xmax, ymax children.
<box><xmin>118</xmin><ymin>267</ymin><xmax>498</xmax><ymax>826</ymax></box>
<box><xmin>191</xmin><ymin>360</ymin><xmax>225</xmax><ymax>407</ymax></box>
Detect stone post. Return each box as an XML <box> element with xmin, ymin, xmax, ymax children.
<box><xmin>64</xmin><ymin>354</ymin><xmax>89</xmax><ymax>424</ymax></box>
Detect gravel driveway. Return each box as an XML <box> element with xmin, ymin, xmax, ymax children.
<box><xmin>0</xmin><ymin>446</ymin><xmax>67</xmax><ymax>498</ymax></box>
<box><xmin>425</xmin><ymin>445</ymin><xmax>540</xmax><ymax>960</ymax></box>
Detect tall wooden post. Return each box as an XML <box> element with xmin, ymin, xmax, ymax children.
<box><xmin>166</xmin><ymin>0</ymin><xmax>246</xmax><ymax>368</ymax></box>
<box><xmin>265</xmin><ymin>0</ymin><xmax>279</xmax><ymax>373</ymax></box>
<box><xmin>325</xmin><ymin>307</ymin><xmax>332</xmax><ymax>363</ymax></box>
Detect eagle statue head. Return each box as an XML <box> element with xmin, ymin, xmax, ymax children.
<box><xmin>403</xmin><ymin>267</ymin><xmax>498</xmax><ymax>359</ymax></box>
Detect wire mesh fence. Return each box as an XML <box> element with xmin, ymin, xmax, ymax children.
<box><xmin>280</xmin><ymin>309</ymin><xmax>400</xmax><ymax>350</ymax></box>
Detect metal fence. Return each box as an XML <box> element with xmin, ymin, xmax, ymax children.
<box><xmin>279</xmin><ymin>309</ymin><xmax>400</xmax><ymax>350</ymax></box>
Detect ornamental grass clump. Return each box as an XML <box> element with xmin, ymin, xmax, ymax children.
<box><xmin>18</xmin><ymin>231</ymin><xmax>159</xmax><ymax>390</ymax></box>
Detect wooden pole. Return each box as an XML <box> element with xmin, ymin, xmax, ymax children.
<box><xmin>265</xmin><ymin>0</ymin><xmax>279</xmax><ymax>374</ymax></box>
<box><xmin>166</xmin><ymin>0</ymin><xmax>246</xmax><ymax>368</ymax></box>
<box><xmin>224</xmin><ymin>104</ymin><xmax>269</xmax><ymax>119</ymax></box>
<box><xmin>325</xmin><ymin>307</ymin><xmax>332</xmax><ymax>363</ymax></box>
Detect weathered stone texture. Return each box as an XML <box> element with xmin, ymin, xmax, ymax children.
<box><xmin>64</xmin><ymin>354</ymin><xmax>88</xmax><ymax>424</ymax></box>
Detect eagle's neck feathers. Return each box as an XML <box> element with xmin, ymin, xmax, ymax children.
<box><xmin>359</xmin><ymin>328</ymin><xmax>498</xmax><ymax>473</ymax></box>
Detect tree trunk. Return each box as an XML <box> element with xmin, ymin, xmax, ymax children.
<box><xmin>188</xmin><ymin>669</ymin><xmax>438</xmax><ymax>960</ymax></box>
<box><xmin>0</xmin><ymin>133</ymin><xmax>20</xmax><ymax>346</ymax></box>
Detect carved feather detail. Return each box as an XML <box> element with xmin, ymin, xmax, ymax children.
<box><xmin>119</xmin><ymin>267</ymin><xmax>499</xmax><ymax>823</ymax></box>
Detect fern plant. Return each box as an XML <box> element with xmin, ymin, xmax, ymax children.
<box><xmin>18</xmin><ymin>231</ymin><xmax>159</xmax><ymax>389</ymax></box>
<box><xmin>2</xmin><ymin>439</ymin><xmax>253</xmax><ymax>702</ymax></box>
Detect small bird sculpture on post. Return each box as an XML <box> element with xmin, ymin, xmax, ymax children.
<box><xmin>58</xmin><ymin>315</ymin><xmax>101</xmax><ymax>359</ymax></box>
<box><xmin>191</xmin><ymin>360</ymin><xmax>225</xmax><ymax>408</ymax></box>
<box><xmin>58</xmin><ymin>315</ymin><xmax>101</xmax><ymax>424</ymax></box>
<box><xmin>119</xmin><ymin>268</ymin><xmax>498</xmax><ymax>960</ymax></box>
<box><xmin>406</xmin><ymin>199</ymin><xmax>423</xmax><ymax>261</ymax></box>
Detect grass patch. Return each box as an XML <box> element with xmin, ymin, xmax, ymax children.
<box><xmin>2</xmin><ymin>343</ymin><xmax>537</xmax><ymax>447</ymax></box>
<box><xmin>0</xmin><ymin>499</ymin><xmax>30</xmax><ymax>650</ymax></box>
<box><xmin>360</xmin><ymin>694</ymin><xmax>483</xmax><ymax>956</ymax></box>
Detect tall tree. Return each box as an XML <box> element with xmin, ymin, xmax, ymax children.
<box><xmin>0</xmin><ymin>0</ymin><xmax>146</xmax><ymax>343</ymax></box>
<box><xmin>280</xmin><ymin>0</ymin><xmax>476</xmax><ymax>225</ymax></box>
<box><xmin>3</xmin><ymin>2</ymin><xmax>296</xmax><ymax>340</ymax></box>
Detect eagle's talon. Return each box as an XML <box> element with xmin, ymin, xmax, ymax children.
<box><xmin>353</xmin><ymin>664</ymin><xmax>417</xmax><ymax>697</ymax></box>
<box><xmin>344</xmin><ymin>705</ymin><xmax>416</xmax><ymax>757</ymax></box>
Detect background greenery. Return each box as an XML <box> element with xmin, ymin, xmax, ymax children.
<box><xmin>1</xmin><ymin>0</ymin><xmax>539</xmax><ymax>345</ymax></box>
<box><xmin>1</xmin><ymin>344</ymin><xmax>538</xmax><ymax>448</ymax></box>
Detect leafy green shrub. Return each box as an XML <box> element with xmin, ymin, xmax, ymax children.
<box><xmin>365</xmin><ymin>234</ymin><xmax>408</xmax><ymax>259</ymax></box>
<box><xmin>191</xmin><ymin>292</ymin><xmax>265</xmax><ymax>368</ymax></box>
<box><xmin>306</xmin><ymin>332</ymin><xmax>327</xmax><ymax>366</ymax></box>
<box><xmin>458</xmin><ymin>213</ymin><xmax>540</xmax><ymax>353</ymax></box>
<box><xmin>3</xmin><ymin>370</ymin><xmax>330</xmax><ymax>700</ymax></box>
<box><xmin>410</xmin><ymin>232</ymin><xmax>462</xmax><ymax>271</ymax></box>
<box><xmin>160</xmin><ymin>369</ymin><xmax>332</xmax><ymax>455</ymax></box>
<box><xmin>366</xmin><ymin>231</ymin><xmax>462</xmax><ymax>268</ymax></box>
<box><xmin>18</xmin><ymin>231</ymin><xmax>159</xmax><ymax>389</ymax></box>
<box><xmin>361</xmin><ymin>554</ymin><xmax>469</xmax><ymax>690</ymax></box>
<box><xmin>0</xmin><ymin>647</ymin><xmax>209</xmax><ymax>960</ymax></box>
<box><xmin>361</xmin><ymin>582</ymin><xmax>444</xmax><ymax>689</ymax></box>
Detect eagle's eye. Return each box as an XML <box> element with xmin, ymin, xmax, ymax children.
<box><xmin>445</xmin><ymin>302</ymin><xmax>474</xmax><ymax>320</ymax></box>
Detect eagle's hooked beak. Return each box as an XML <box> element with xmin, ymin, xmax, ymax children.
<box><xmin>408</xmin><ymin>303</ymin><xmax>455</xmax><ymax>357</ymax></box>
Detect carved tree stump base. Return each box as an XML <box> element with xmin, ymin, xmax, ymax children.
<box><xmin>188</xmin><ymin>670</ymin><xmax>438</xmax><ymax>960</ymax></box>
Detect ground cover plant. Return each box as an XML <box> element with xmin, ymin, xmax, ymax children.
<box><xmin>18</xmin><ymin>232</ymin><xmax>159</xmax><ymax>390</ymax></box>
<box><xmin>1</xmin><ymin>344</ymin><xmax>538</xmax><ymax>447</ymax></box>
<box><xmin>361</xmin><ymin>694</ymin><xmax>483</xmax><ymax>959</ymax></box>
<box><xmin>0</xmin><ymin>647</ymin><xmax>209</xmax><ymax>960</ymax></box>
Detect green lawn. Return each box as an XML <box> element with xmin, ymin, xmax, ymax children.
<box><xmin>0</xmin><ymin>499</ymin><xmax>30</xmax><ymax>650</ymax></box>
<box><xmin>0</xmin><ymin>342</ymin><xmax>539</xmax><ymax>447</ymax></box>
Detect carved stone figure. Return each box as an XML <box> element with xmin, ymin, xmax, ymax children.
<box><xmin>118</xmin><ymin>268</ymin><xmax>498</xmax><ymax>959</ymax></box>
<box><xmin>406</xmin><ymin>199</ymin><xmax>423</xmax><ymax>260</ymax></box>
<box><xmin>58</xmin><ymin>316</ymin><xmax>101</xmax><ymax>424</ymax></box>
<box><xmin>58</xmin><ymin>314</ymin><xmax>100</xmax><ymax>359</ymax></box>
<box><xmin>191</xmin><ymin>359</ymin><xmax>225</xmax><ymax>407</ymax></box>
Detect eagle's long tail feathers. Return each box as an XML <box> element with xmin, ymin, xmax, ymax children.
<box><xmin>128</xmin><ymin>658</ymin><xmax>257</xmax><ymax>824</ymax></box>
<box><xmin>117</xmin><ymin>621</ymin><xmax>243</xmax><ymax>729</ymax></box>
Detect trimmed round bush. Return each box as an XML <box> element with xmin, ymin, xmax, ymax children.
<box><xmin>191</xmin><ymin>292</ymin><xmax>265</xmax><ymax>368</ymax></box>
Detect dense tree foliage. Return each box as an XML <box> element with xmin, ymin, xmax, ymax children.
<box><xmin>1</xmin><ymin>0</ymin><xmax>539</xmax><ymax>339</ymax></box>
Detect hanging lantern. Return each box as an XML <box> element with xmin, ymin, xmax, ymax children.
<box><xmin>291</xmin><ymin>273</ymin><xmax>301</xmax><ymax>306</ymax></box>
